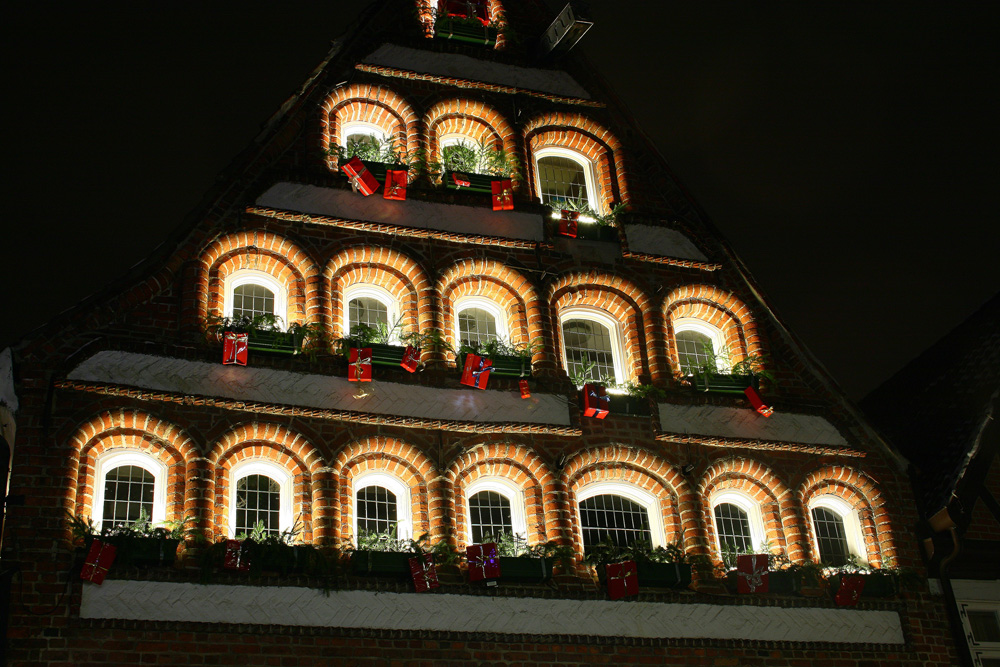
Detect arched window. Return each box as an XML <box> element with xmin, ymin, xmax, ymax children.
<box><xmin>673</xmin><ymin>318</ymin><xmax>726</xmax><ymax>374</ymax></box>
<box><xmin>577</xmin><ymin>483</ymin><xmax>664</xmax><ymax>553</ymax></box>
<box><xmin>559</xmin><ymin>309</ymin><xmax>624</xmax><ymax>385</ymax></box>
<box><xmin>809</xmin><ymin>496</ymin><xmax>866</xmax><ymax>566</ymax></box>
<box><xmin>341</xmin><ymin>121</ymin><xmax>386</xmax><ymax>152</ymax></box>
<box><xmin>439</xmin><ymin>134</ymin><xmax>482</xmax><ymax>173</ymax></box>
<box><xmin>224</xmin><ymin>270</ymin><xmax>287</xmax><ymax>326</ymax></box>
<box><xmin>465</xmin><ymin>478</ymin><xmax>526</xmax><ymax>546</ymax></box>
<box><xmin>455</xmin><ymin>297</ymin><xmax>506</xmax><ymax>347</ymax></box>
<box><xmin>534</xmin><ymin>147</ymin><xmax>596</xmax><ymax>211</ymax></box>
<box><xmin>354</xmin><ymin>472</ymin><xmax>412</xmax><ymax>542</ymax></box>
<box><xmin>229</xmin><ymin>460</ymin><xmax>292</xmax><ymax>539</ymax></box>
<box><xmin>711</xmin><ymin>491</ymin><xmax>766</xmax><ymax>567</ymax></box>
<box><xmin>344</xmin><ymin>285</ymin><xmax>396</xmax><ymax>337</ymax></box>
<box><xmin>93</xmin><ymin>451</ymin><xmax>167</xmax><ymax>530</ymax></box>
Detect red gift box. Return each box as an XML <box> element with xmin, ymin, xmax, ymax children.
<box><xmin>451</xmin><ymin>172</ymin><xmax>471</xmax><ymax>189</ymax></box>
<box><xmin>736</xmin><ymin>554</ymin><xmax>770</xmax><ymax>594</ymax></box>
<box><xmin>409</xmin><ymin>554</ymin><xmax>440</xmax><ymax>593</ymax></box>
<box><xmin>439</xmin><ymin>0</ymin><xmax>488</xmax><ymax>24</ymax></box>
<box><xmin>744</xmin><ymin>386</ymin><xmax>774</xmax><ymax>417</ymax></box>
<box><xmin>582</xmin><ymin>383</ymin><xmax>610</xmax><ymax>419</ymax></box>
<box><xmin>605</xmin><ymin>560</ymin><xmax>638</xmax><ymax>600</ymax></box>
<box><xmin>80</xmin><ymin>539</ymin><xmax>117</xmax><ymax>585</ymax></box>
<box><xmin>460</xmin><ymin>354</ymin><xmax>493</xmax><ymax>390</ymax></box>
<box><xmin>342</xmin><ymin>156</ymin><xmax>379</xmax><ymax>196</ymax></box>
<box><xmin>835</xmin><ymin>575</ymin><xmax>866</xmax><ymax>606</ymax></box>
<box><xmin>519</xmin><ymin>378</ymin><xmax>531</xmax><ymax>399</ymax></box>
<box><xmin>491</xmin><ymin>179</ymin><xmax>513</xmax><ymax>211</ymax></box>
<box><xmin>349</xmin><ymin>347</ymin><xmax>372</xmax><ymax>382</ymax></box>
<box><xmin>466</xmin><ymin>543</ymin><xmax>500</xmax><ymax>583</ymax></box>
<box><xmin>558</xmin><ymin>210</ymin><xmax>579</xmax><ymax>238</ymax></box>
<box><xmin>401</xmin><ymin>345</ymin><xmax>421</xmax><ymax>373</ymax></box>
<box><xmin>223</xmin><ymin>539</ymin><xmax>251</xmax><ymax>572</ymax></box>
<box><xmin>223</xmin><ymin>331</ymin><xmax>248</xmax><ymax>366</ymax></box>
<box><xmin>383</xmin><ymin>169</ymin><xmax>407</xmax><ymax>201</ymax></box>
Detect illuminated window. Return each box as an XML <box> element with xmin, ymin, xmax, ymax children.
<box><xmin>534</xmin><ymin>147</ymin><xmax>597</xmax><ymax>211</ymax></box>
<box><xmin>344</xmin><ymin>285</ymin><xmax>396</xmax><ymax>338</ymax></box>
<box><xmin>93</xmin><ymin>451</ymin><xmax>166</xmax><ymax>530</ymax></box>
<box><xmin>577</xmin><ymin>483</ymin><xmax>665</xmax><ymax>553</ymax></box>
<box><xmin>354</xmin><ymin>472</ymin><xmax>411</xmax><ymax>542</ymax></box>
<box><xmin>455</xmin><ymin>297</ymin><xmax>506</xmax><ymax>347</ymax></box>
<box><xmin>224</xmin><ymin>270</ymin><xmax>286</xmax><ymax>326</ymax></box>
<box><xmin>466</xmin><ymin>478</ymin><xmax>526</xmax><ymax>545</ymax></box>
<box><xmin>809</xmin><ymin>496</ymin><xmax>865</xmax><ymax>566</ymax></box>
<box><xmin>341</xmin><ymin>121</ymin><xmax>386</xmax><ymax>151</ymax></box>
<box><xmin>229</xmin><ymin>460</ymin><xmax>292</xmax><ymax>539</ymax></box>
<box><xmin>673</xmin><ymin>318</ymin><xmax>726</xmax><ymax>374</ymax></box>
<box><xmin>559</xmin><ymin>309</ymin><xmax>624</xmax><ymax>385</ymax></box>
<box><xmin>440</xmin><ymin>135</ymin><xmax>482</xmax><ymax>173</ymax></box>
<box><xmin>712</xmin><ymin>491</ymin><xmax>766</xmax><ymax>567</ymax></box>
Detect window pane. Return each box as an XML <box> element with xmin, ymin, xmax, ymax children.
<box><xmin>579</xmin><ymin>494</ymin><xmax>651</xmax><ymax>552</ymax></box>
<box><xmin>232</xmin><ymin>283</ymin><xmax>275</xmax><ymax>320</ymax></box>
<box><xmin>458</xmin><ymin>307</ymin><xmax>498</xmax><ymax>346</ymax></box>
<box><xmin>236</xmin><ymin>474</ymin><xmax>280</xmax><ymax>537</ymax></box>
<box><xmin>349</xmin><ymin>297</ymin><xmax>388</xmax><ymax>330</ymax></box>
<box><xmin>676</xmin><ymin>330</ymin><xmax>713</xmax><ymax>375</ymax></box>
<box><xmin>103</xmin><ymin>465</ymin><xmax>154</xmax><ymax>528</ymax></box>
<box><xmin>969</xmin><ymin>610</ymin><xmax>1000</xmax><ymax>643</ymax></box>
<box><xmin>537</xmin><ymin>156</ymin><xmax>588</xmax><ymax>209</ymax></box>
<box><xmin>357</xmin><ymin>485</ymin><xmax>398</xmax><ymax>537</ymax></box>
<box><xmin>714</xmin><ymin>502</ymin><xmax>753</xmax><ymax>567</ymax></box>
<box><xmin>468</xmin><ymin>490</ymin><xmax>513</xmax><ymax>544</ymax></box>
<box><xmin>811</xmin><ymin>506</ymin><xmax>850</xmax><ymax>566</ymax></box>
<box><xmin>563</xmin><ymin>319</ymin><xmax>616</xmax><ymax>383</ymax></box>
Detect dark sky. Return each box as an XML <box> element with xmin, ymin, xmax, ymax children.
<box><xmin>3</xmin><ymin>2</ymin><xmax>997</xmax><ymax>400</ymax></box>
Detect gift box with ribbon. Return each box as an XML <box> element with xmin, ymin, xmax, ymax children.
<box><xmin>519</xmin><ymin>378</ymin><xmax>531</xmax><ymax>399</ymax></box>
<box><xmin>223</xmin><ymin>539</ymin><xmax>252</xmax><ymax>572</ymax></box>
<box><xmin>80</xmin><ymin>540</ymin><xmax>117</xmax><ymax>585</ymax></box>
<box><xmin>460</xmin><ymin>354</ymin><xmax>493</xmax><ymax>390</ymax></box>
<box><xmin>744</xmin><ymin>386</ymin><xmax>774</xmax><ymax>417</ymax></box>
<box><xmin>409</xmin><ymin>554</ymin><xmax>440</xmax><ymax>593</ymax></box>
<box><xmin>439</xmin><ymin>0</ymin><xmax>488</xmax><ymax>24</ymax></box>
<box><xmin>835</xmin><ymin>574</ymin><xmax>866</xmax><ymax>606</ymax></box>
<box><xmin>466</xmin><ymin>542</ymin><xmax>500</xmax><ymax>583</ymax></box>
<box><xmin>223</xmin><ymin>331</ymin><xmax>248</xmax><ymax>366</ymax></box>
<box><xmin>451</xmin><ymin>172</ymin><xmax>471</xmax><ymax>189</ymax></box>
<box><xmin>383</xmin><ymin>169</ymin><xmax>408</xmax><ymax>201</ymax></box>
<box><xmin>558</xmin><ymin>210</ymin><xmax>579</xmax><ymax>238</ymax></box>
<box><xmin>736</xmin><ymin>554</ymin><xmax>770</xmax><ymax>594</ymax></box>
<box><xmin>582</xmin><ymin>383</ymin><xmax>610</xmax><ymax>419</ymax></box>
<box><xmin>401</xmin><ymin>345</ymin><xmax>421</xmax><ymax>373</ymax></box>
<box><xmin>491</xmin><ymin>179</ymin><xmax>513</xmax><ymax>211</ymax></box>
<box><xmin>349</xmin><ymin>347</ymin><xmax>373</xmax><ymax>382</ymax></box>
<box><xmin>342</xmin><ymin>156</ymin><xmax>379</xmax><ymax>196</ymax></box>
<box><xmin>605</xmin><ymin>560</ymin><xmax>638</xmax><ymax>599</ymax></box>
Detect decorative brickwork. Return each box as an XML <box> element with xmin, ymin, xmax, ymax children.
<box><xmin>663</xmin><ymin>284</ymin><xmax>763</xmax><ymax>374</ymax></box>
<box><xmin>320</xmin><ymin>83</ymin><xmax>419</xmax><ymax>171</ymax></box>
<box><xmin>424</xmin><ymin>97</ymin><xmax>518</xmax><ymax>185</ymax></box>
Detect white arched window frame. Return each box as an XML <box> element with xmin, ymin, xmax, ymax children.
<box><xmin>454</xmin><ymin>296</ymin><xmax>508</xmax><ymax>346</ymax></box>
<box><xmin>558</xmin><ymin>307</ymin><xmax>627</xmax><ymax>387</ymax></box>
<box><xmin>711</xmin><ymin>490</ymin><xmax>767</xmax><ymax>559</ymax></box>
<box><xmin>353</xmin><ymin>471</ymin><xmax>413</xmax><ymax>542</ymax></box>
<box><xmin>92</xmin><ymin>450</ymin><xmax>167</xmax><ymax>529</ymax></box>
<box><xmin>533</xmin><ymin>146</ymin><xmax>600</xmax><ymax>216</ymax></box>
<box><xmin>223</xmin><ymin>269</ymin><xmax>287</xmax><ymax>327</ymax></box>
<box><xmin>439</xmin><ymin>133</ymin><xmax>484</xmax><ymax>170</ymax></box>
<box><xmin>576</xmin><ymin>482</ymin><xmax>666</xmax><ymax>548</ymax></box>
<box><xmin>465</xmin><ymin>477</ymin><xmax>527</xmax><ymax>544</ymax></box>
<box><xmin>808</xmin><ymin>495</ymin><xmax>867</xmax><ymax>565</ymax></box>
<box><xmin>673</xmin><ymin>318</ymin><xmax>727</xmax><ymax>374</ymax></box>
<box><xmin>340</xmin><ymin>121</ymin><xmax>386</xmax><ymax>147</ymax></box>
<box><xmin>343</xmin><ymin>284</ymin><xmax>399</xmax><ymax>339</ymax></box>
<box><xmin>228</xmin><ymin>459</ymin><xmax>293</xmax><ymax>539</ymax></box>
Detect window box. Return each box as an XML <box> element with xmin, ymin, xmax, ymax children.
<box><xmin>350</xmin><ymin>550</ymin><xmax>413</xmax><ymax>578</ymax></box>
<box><xmin>104</xmin><ymin>536</ymin><xmax>179</xmax><ymax>568</ymax></box>
<box><xmin>248</xmin><ymin>328</ymin><xmax>306</xmax><ymax>355</ymax></box>
<box><xmin>607</xmin><ymin>394</ymin><xmax>651</xmax><ymax>417</ymax></box>
<box><xmin>829</xmin><ymin>572</ymin><xmax>898</xmax><ymax>598</ymax></box>
<box><xmin>435</xmin><ymin>17</ymin><xmax>498</xmax><ymax>46</ymax></box>
<box><xmin>457</xmin><ymin>352</ymin><xmax>531</xmax><ymax>378</ymax></box>
<box><xmin>576</xmin><ymin>224</ymin><xmax>619</xmax><ymax>243</ymax></box>
<box><xmin>444</xmin><ymin>170</ymin><xmax>496</xmax><ymax>194</ymax></box>
<box><xmin>359</xmin><ymin>160</ymin><xmax>409</xmax><ymax>185</ymax></box>
<box><xmin>690</xmin><ymin>373</ymin><xmax>759</xmax><ymax>394</ymax></box>
<box><xmin>256</xmin><ymin>544</ymin><xmax>315</xmax><ymax>575</ymax></box>
<box><xmin>597</xmin><ymin>561</ymin><xmax>691</xmax><ymax>589</ymax></box>
<box><xmin>498</xmin><ymin>556</ymin><xmax>554</xmax><ymax>583</ymax></box>
<box><xmin>725</xmin><ymin>569</ymin><xmax>801</xmax><ymax>595</ymax></box>
<box><xmin>342</xmin><ymin>342</ymin><xmax>408</xmax><ymax>368</ymax></box>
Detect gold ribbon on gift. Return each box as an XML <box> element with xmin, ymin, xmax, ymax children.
<box><xmin>353</xmin><ymin>353</ymin><xmax>371</xmax><ymax>380</ymax></box>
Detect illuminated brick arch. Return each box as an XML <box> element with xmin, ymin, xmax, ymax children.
<box><xmin>548</xmin><ymin>271</ymin><xmax>662</xmax><ymax>382</ymax></box>
<box><xmin>663</xmin><ymin>284</ymin><xmax>763</xmax><ymax>375</ymax></box>
<box><xmin>425</xmin><ymin>98</ymin><xmax>517</xmax><ymax>185</ymax></box>
<box><xmin>331</xmin><ymin>436</ymin><xmax>436</xmax><ymax>544</ymax></box>
<box><xmin>320</xmin><ymin>83</ymin><xmax>419</xmax><ymax>172</ymax></box>
<box><xmin>437</xmin><ymin>258</ymin><xmax>542</xmax><ymax>357</ymax></box>
<box><xmin>209</xmin><ymin>423</ymin><xmax>322</xmax><ymax>542</ymax></box>
<box><xmin>197</xmin><ymin>230</ymin><xmax>321</xmax><ymax>326</ymax></box>
<box><xmin>445</xmin><ymin>442</ymin><xmax>555</xmax><ymax>547</ymax></box>
<box><xmin>562</xmin><ymin>445</ymin><xmax>695</xmax><ymax>557</ymax></box>
<box><xmin>798</xmin><ymin>465</ymin><xmax>895</xmax><ymax>568</ymax></box>
<box><xmin>325</xmin><ymin>245</ymin><xmax>432</xmax><ymax>340</ymax></box>
<box><xmin>699</xmin><ymin>457</ymin><xmax>805</xmax><ymax>563</ymax></box>
<box><xmin>523</xmin><ymin>111</ymin><xmax>629</xmax><ymax>211</ymax></box>
<box><xmin>67</xmin><ymin>409</ymin><xmax>197</xmax><ymax>529</ymax></box>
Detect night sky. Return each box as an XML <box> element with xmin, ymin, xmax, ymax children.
<box><xmin>3</xmin><ymin>2</ymin><xmax>997</xmax><ymax>400</ymax></box>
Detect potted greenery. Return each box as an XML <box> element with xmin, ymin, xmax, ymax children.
<box><xmin>550</xmin><ymin>201</ymin><xmax>626</xmax><ymax>242</ymax></box>
<box><xmin>485</xmin><ymin>533</ymin><xmax>575</xmax><ymax>583</ymax></box>
<box><xmin>586</xmin><ymin>538</ymin><xmax>692</xmax><ymax>589</ymax></box>
<box><xmin>433</xmin><ymin>8</ymin><xmax>501</xmax><ymax>46</ymax></box>
<box><xmin>68</xmin><ymin>510</ymin><xmax>193</xmax><ymax>568</ymax></box>
<box><xmin>432</xmin><ymin>140</ymin><xmax>520</xmax><ymax>194</ymax></box>
<box><xmin>329</xmin><ymin>135</ymin><xmax>410</xmax><ymax>183</ymax></box>
<box><xmin>455</xmin><ymin>337</ymin><xmax>538</xmax><ymax>378</ymax></box>
<box><xmin>348</xmin><ymin>528</ymin><xmax>458</xmax><ymax>579</ymax></box>
<box><xmin>689</xmin><ymin>350</ymin><xmax>773</xmax><ymax>395</ymax></box>
<box><xmin>337</xmin><ymin>318</ymin><xmax>443</xmax><ymax>369</ymax></box>
<box><xmin>826</xmin><ymin>556</ymin><xmax>905</xmax><ymax>599</ymax></box>
<box><xmin>720</xmin><ymin>544</ymin><xmax>801</xmax><ymax>595</ymax></box>
<box><xmin>607</xmin><ymin>382</ymin><xmax>665</xmax><ymax>417</ymax></box>
<box><xmin>205</xmin><ymin>313</ymin><xmax>319</xmax><ymax>356</ymax></box>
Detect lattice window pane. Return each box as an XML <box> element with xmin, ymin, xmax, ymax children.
<box><xmin>579</xmin><ymin>494</ymin><xmax>651</xmax><ymax>551</ymax></box>
<box><xmin>468</xmin><ymin>490</ymin><xmax>513</xmax><ymax>544</ymax></box>
<box><xmin>232</xmin><ymin>283</ymin><xmax>275</xmax><ymax>320</ymax></box>
<box><xmin>103</xmin><ymin>465</ymin><xmax>154</xmax><ymax>528</ymax></box>
<box><xmin>537</xmin><ymin>156</ymin><xmax>588</xmax><ymax>209</ymax></box>
<box><xmin>811</xmin><ymin>506</ymin><xmax>850</xmax><ymax>566</ymax></box>
<box><xmin>458</xmin><ymin>308</ymin><xmax>498</xmax><ymax>346</ymax></box>
<box><xmin>443</xmin><ymin>143</ymin><xmax>478</xmax><ymax>172</ymax></box>
<box><xmin>349</xmin><ymin>297</ymin><xmax>388</xmax><ymax>330</ymax></box>
<box><xmin>714</xmin><ymin>502</ymin><xmax>753</xmax><ymax>566</ymax></box>
<box><xmin>676</xmin><ymin>330</ymin><xmax>713</xmax><ymax>375</ymax></box>
<box><xmin>236</xmin><ymin>474</ymin><xmax>280</xmax><ymax>537</ymax></box>
<box><xmin>356</xmin><ymin>485</ymin><xmax>398</xmax><ymax>537</ymax></box>
<box><xmin>563</xmin><ymin>319</ymin><xmax>616</xmax><ymax>383</ymax></box>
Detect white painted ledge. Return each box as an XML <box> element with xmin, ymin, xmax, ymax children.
<box><xmin>658</xmin><ymin>403</ymin><xmax>848</xmax><ymax>446</ymax></box>
<box><xmin>81</xmin><ymin>580</ymin><xmax>904</xmax><ymax>645</ymax></box>
<box><xmin>623</xmin><ymin>225</ymin><xmax>709</xmax><ymax>262</ymax></box>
